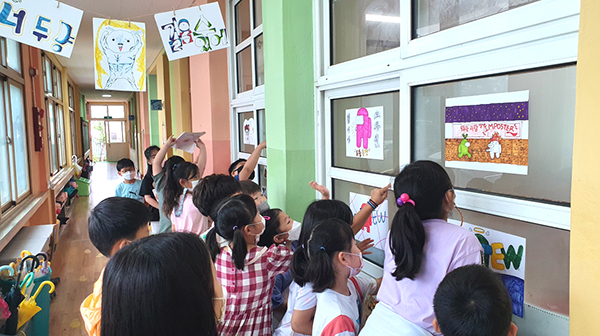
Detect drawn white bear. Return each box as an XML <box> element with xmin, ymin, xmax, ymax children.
<box><xmin>100</xmin><ymin>27</ymin><xmax>144</xmax><ymax>90</ymax></box>
<box><xmin>486</xmin><ymin>132</ymin><xmax>502</xmax><ymax>159</ymax></box>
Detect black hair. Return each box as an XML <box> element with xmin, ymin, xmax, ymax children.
<box><xmin>433</xmin><ymin>265</ymin><xmax>512</xmax><ymax>336</ymax></box>
<box><xmin>116</xmin><ymin>158</ymin><xmax>135</xmax><ymax>172</ymax></box>
<box><xmin>162</xmin><ymin>162</ymin><xmax>199</xmax><ymax>216</ymax></box>
<box><xmin>144</xmin><ymin>145</ymin><xmax>160</xmax><ymax>161</ymax></box>
<box><xmin>206</xmin><ymin>194</ymin><xmax>257</xmax><ymax>270</ymax></box>
<box><xmin>291</xmin><ymin>200</ymin><xmax>353</xmax><ymax>286</ymax></box>
<box><xmin>88</xmin><ymin>197</ymin><xmax>152</xmax><ymax>257</ymax></box>
<box><xmin>239</xmin><ymin>180</ymin><xmax>262</xmax><ymax>196</ymax></box>
<box><xmin>192</xmin><ymin>174</ymin><xmax>242</xmax><ymax>217</ymax></box>
<box><xmin>257</xmin><ymin>209</ymin><xmax>283</xmax><ymax>247</ymax></box>
<box><xmin>162</xmin><ymin>155</ymin><xmax>185</xmax><ymax>174</ymax></box>
<box><xmin>228</xmin><ymin>158</ymin><xmax>255</xmax><ymax>180</ymax></box>
<box><xmin>101</xmin><ymin>232</ymin><xmax>217</xmax><ymax>336</ymax></box>
<box><xmin>389</xmin><ymin>160</ymin><xmax>453</xmax><ymax>281</ymax></box>
<box><xmin>305</xmin><ymin>219</ymin><xmax>354</xmax><ymax>293</ymax></box>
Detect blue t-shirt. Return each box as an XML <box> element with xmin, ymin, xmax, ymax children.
<box><xmin>115</xmin><ymin>180</ymin><xmax>144</xmax><ymax>202</ymax></box>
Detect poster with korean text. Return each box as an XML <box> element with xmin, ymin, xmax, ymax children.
<box><xmin>346</xmin><ymin>106</ymin><xmax>384</xmax><ymax>160</ymax></box>
<box><xmin>0</xmin><ymin>0</ymin><xmax>83</xmax><ymax>57</ymax></box>
<box><xmin>93</xmin><ymin>18</ymin><xmax>146</xmax><ymax>92</ymax></box>
<box><xmin>445</xmin><ymin>91</ymin><xmax>529</xmax><ymax>175</ymax></box>
<box><xmin>454</xmin><ymin>220</ymin><xmax>526</xmax><ymax>318</ymax></box>
<box><xmin>349</xmin><ymin>192</ymin><xmax>388</xmax><ymax>250</ymax></box>
<box><xmin>155</xmin><ymin>3</ymin><xmax>229</xmax><ymax>61</ymax></box>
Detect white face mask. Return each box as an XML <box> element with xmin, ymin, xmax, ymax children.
<box><xmin>248</xmin><ymin>216</ymin><xmax>266</xmax><ymax>243</ymax></box>
<box><xmin>122</xmin><ymin>171</ymin><xmax>135</xmax><ymax>180</ymax></box>
<box><xmin>276</xmin><ymin>220</ymin><xmax>301</xmax><ymax>241</ymax></box>
<box><xmin>191</xmin><ymin>180</ymin><xmax>200</xmax><ymax>189</ymax></box>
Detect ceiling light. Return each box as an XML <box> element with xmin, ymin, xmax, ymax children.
<box><xmin>365</xmin><ymin>14</ymin><xmax>401</xmax><ymax>24</ymax></box>
<box><xmin>102</xmin><ymin>94</ymin><xmax>112</xmax><ymax>98</ymax></box>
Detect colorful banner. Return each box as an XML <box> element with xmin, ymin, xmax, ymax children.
<box><xmin>454</xmin><ymin>220</ymin><xmax>526</xmax><ymax>318</ymax></box>
<box><xmin>0</xmin><ymin>0</ymin><xmax>83</xmax><ymax>58</ymax></box>
<box><xmin>93</xmin><ymin>18</ymin><xmax>146</xmax><ymax>92</ymax></box>
<box><xmin>345</xmin><ymin>106</ymin><xmax>384</xmax><ymax>160</ymax></box>
<box><xmin>349</xmin><ymin>192</ymin><xmax>389</xmax><ymax>250</ymax></box>
<box><xmin>444</xmin><ymin>91</ymin><xmax>529</xmax><ymax>175</ymax></box>
<box><xmin>155</xmin><ymin>3</ymin><xmax>229</xmax><ymax>61</ymax></box>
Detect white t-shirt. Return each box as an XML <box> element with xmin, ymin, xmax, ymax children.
<box><xmin>312</xmin><ymin>276</ymin><xmax>377</xmax><ymax>336</ymax></box>
<box><xmin>274</xmin><ymin>282</ymin><xmax>316</xmax><ymax>336</ymax></box>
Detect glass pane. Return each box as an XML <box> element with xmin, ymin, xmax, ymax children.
<box><xmin>44</xmin><ymin>58</ymin><xmax>52</xmax><ymax>94</ymax></box>
<box><xmin>6</xmin><ymin>39</ymin><xmax>20</xmax><ymax>73</ymax></box>
<box><xmin>70</xmin><ymin>110</ymin><xmax>77</xmax><ymax>156</ymax></box>
<box><xmin>108</xmin><ymin>105</ymin><xmax>125</xmax><ymax>119</ymax></box>
<box><xmin>82</xmin><ymin>121</ymin><xmax>90</xmax><ymax>154</ymax></box>
<box><xmin>236</xmin><ymin>47</ymin><xmax>253</xmax><ymax>93</ymax></box>
<box><xmin>253</xmin><ymin>0</ymin><xmax>263</xmax><ymax>28</ymax></box>
<box><xmin>90</xmin><ymin>105</ymin><xmax>108</xmax><ymax>119</ymax></box>
<box><xmin>90</xmin><ymin>120</ymin><xmax>106</xmax><ymax>161</ymax></box>
<box><xmin>449</xmin><ymin>208</ymin><xmax>569</xmax><ymax>316</ymax></box>
<box><xmin>257</xmin><ymin>109</ymin><xmax>266</xmax><ymax>157</ymax></box>
<box><xmin>55</xmin><ymin>70</ymin><xmax>62</xmax><ymax>100</ymax></box>
<box><xmin>258</xmin><ymin>164</ymin><xmax>267</xmax><ymax>196</ymax></box>
<box><xmin>332</xmin><ymin>91</ymin><xmax>399</xmax><ymax>174</ymax></box>
<box><xmin>108</xmin><ymin>121</ymin><xmax>125</xmax><ymax>143</ymax></box>
<box><xmin>238</xmin><ymin>111</ymin><xmax>255</xmax><ymax>153</ymax></box>
<box><xmin>414</xmin><ymin>0</ymin><xmax>539</xmax><ymax>38</ymax></box>
<box><xmin>47</xmin><ymin>103</ymin><xmax>58</xmax><ymax>173</ymax></box>
<box><xmin>0</xmin><ymin>86</ymin><xmax>10</xmax><ymax>206</ymax></box>
<box><xmin>255</xmin><ymin>34</ymin><xmax>264</xmax><ymax>86</ymax></box>
<box><xmin>68</xmin><ymin>85</ymin><xmax>74</xmax><ymax>108</ymax></box>
<box><xmin>235</xmin><ymin>0</ymin><xmax>251</xmax><ymax>45</ymax></box>
<box><xmin>413</xmin><ymin>65</ymin><xmax>576</xmax><ymax>203</ymax></box>
<box><xmin>331</xmin><ymin>0</ymin><xmax>400</xmax><ymax>65</ymax></box>
<box><xmin>9</xmin><ymin>84</ymin><xmax>28</xmax><ymax>196</ymax></box>
<box><xmin>57</xmin><ymin>105</ymin><xmax>66</xmax><ymax>166</ymax></box>
<box><xmin>333</xmin><ymin>178</ymin><xmax>398</xmax><ymax>266</ymax></box>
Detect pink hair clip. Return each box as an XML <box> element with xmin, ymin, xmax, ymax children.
<box><xmin>263</xmin><ymin>216</ymin><xmax>270</xmax><ymax>220</ymax></box>
<box><xmin>396</xmin><ymin>193</ymin><xmax>415</xmax><ymax>207</ymax></box>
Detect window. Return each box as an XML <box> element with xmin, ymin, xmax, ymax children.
<box><xmin>413</xmin><ymin>0</ymin><xmax>539</xmax><ymax>38</ymax></box>
<box><xmin>68</xmin><ymin>83</ymin><xmax>78</xmax><ymax>158</ymax></box>
<box><xmin>233</xmin><ymin>0</ymin><xmax>264</xmax><ymax>94</ymax></box>
<box><xmin>43</xmin><ymin>54</ymin><xmax>67</xmax><ymax>176</ymax></box>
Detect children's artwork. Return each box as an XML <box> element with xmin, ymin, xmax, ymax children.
<box><xmin>445</xmin><ymin>91</ymin><xmax>529</xmax><ymax>175</ymax></box>
<box><xmin>0</xmin><ymin>0</ymin><xmax>83</xmax><ymax>57</ymax></box>
<box><xmin>174</xmin><ymin>132</ymin><xmax>206</xmax><ymax>154</ymax></box>
<box><xmin>345</xmin><ymin>107</ymin><xmax>384</xmax><ymax>160</ymax></box>
<box><xmin>349</xmin><ymin>192</ymin><xmax>389</xmax><ymax>250</ymax></box>
<box><xmin>457</xmin><ymin>221</ymin><xmax>526</xmax><ymax>318</ymax></box>
<box><xmin>243</xmin><ymin>118</ymin><xmax>256</xmax><ymax>145</ymax></box>
<box><xmin>155</xmin><ymin>3</ymin><xmax>229</xmax><ymax>61</ymax></box>
<box><xmin>93</xmin><ymin>18</ymin><xmax>146</xmax><ymax>92</ymax></box>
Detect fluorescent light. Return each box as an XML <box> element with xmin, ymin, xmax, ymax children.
<box><xmin>102</xmin><ymin>94</ymin><xmax>112</xmax><ymax>98</ymax></box>
<box><xmin>365</xmin><ymin>14</ymin><xmax>401</xmax><ymax>24</ymax></box>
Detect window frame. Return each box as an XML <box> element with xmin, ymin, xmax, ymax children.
<box><xmin>42</xmin><ymin>53</ymin><xmax>67</xmax><ymax>176</ymax></box>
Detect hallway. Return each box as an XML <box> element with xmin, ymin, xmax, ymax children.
<box><xmin>48</xmin><ymin>162</ymin><xmax>119</xmax><ymax>335</ymax></box>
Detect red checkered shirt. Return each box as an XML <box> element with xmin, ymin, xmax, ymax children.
<box><xmin>216</xmin><ymin>244</ymin><xmax>292</xmax><ymax>336</ymax></box>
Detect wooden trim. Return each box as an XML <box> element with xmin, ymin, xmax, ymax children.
<box><xmin>0</xmin><ymin>191</ymin><xmax>50</xmax><ymax>252</ymax></box>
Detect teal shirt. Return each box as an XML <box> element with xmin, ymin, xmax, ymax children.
<box><xmin>153</xmin><ymin>172</ymin><xmax>172</xmax><ymax>233</ymax></box>
<box><xmin>115</xmin><ymin>180</ymin><xmax>144</xmax><ymax>202</ymax></box>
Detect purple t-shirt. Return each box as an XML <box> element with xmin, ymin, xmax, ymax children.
<box><xmin>377</xmin><ymin>219</ymin><xmax>483</xmax><ymax>335</ymax></box>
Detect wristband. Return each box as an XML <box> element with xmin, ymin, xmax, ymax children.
<box><xmin>367</xmin><ymin>199</ymin><xmax>378</xmax><ymax>210</ymax></box>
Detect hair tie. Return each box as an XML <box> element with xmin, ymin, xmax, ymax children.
<box><xmin>263</xmin><ymin>216</ymin><xmax>270</xmax><ymax>220</ymax></box>
<box><xmin>232</xmin><ymin>226</ymin><xmax>238</xmax><ymax>231</ymax></box>
<box><xmin>396</xmin><ymin>193</ymin><xmax>415</xmax><ymax>207</ymax></box>
<box><xmin>320</xmin><ymin>247</ymin><xmax>326</xmax><ymax>251</ymax></box>
<box><xmin>172</xmin><ymin>163</ymin><xmax>179</xmax><ymax>170</ymax></box>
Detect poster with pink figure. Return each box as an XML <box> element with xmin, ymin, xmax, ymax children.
<box><xmin>345</xmin><ymin>106</ymin><xmax>384</xmax><ymax>160</ymax></box>
<box><xmin>349</xmin><ymin>192</ymin><xmax>389</xmax><ymax>250</ymax></box>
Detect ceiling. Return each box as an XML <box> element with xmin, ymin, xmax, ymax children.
<box><xmin>55</xmin><ymin>0</ymin><xmax>197</xmax><ymax>100</ymax></box>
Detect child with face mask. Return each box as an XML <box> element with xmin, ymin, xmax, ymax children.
<box><xmin>115</xmin><ymin>158</ymin><xmax>144</xmax><ymax>203</ymax></box>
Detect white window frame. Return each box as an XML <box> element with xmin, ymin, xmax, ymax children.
<box><xmin>313</xmin><ymin>0</ymin><xmax>579</xmax><ymax>231</ymax></box>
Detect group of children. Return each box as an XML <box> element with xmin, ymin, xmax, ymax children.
<box><xmin>81</xmin><ymin>135</ymin><xmax>518</xmax><ymax>336</ymax></box>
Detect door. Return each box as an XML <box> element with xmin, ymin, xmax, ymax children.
<box><xmin>105</xmin><ymin>120</ymin><xmax>129</xmax><ymax>162</ymax></box>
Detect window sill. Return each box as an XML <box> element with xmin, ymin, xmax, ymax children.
<box><xmin>48</xmin><ymin>167</ymin><xmax>75</xmax><ymax>194</ymax></box>
<box><xmin>0</xmin><ymin>192</ymin><xmax>50</xmax><ymax>252</ymax></box>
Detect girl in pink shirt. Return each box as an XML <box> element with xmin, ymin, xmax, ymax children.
<box><xmin>164</xmin><ymin>161</ymin><xmax>209</xmax><ymax>234</ymax></box>
<box><xmin>360</xmin><ymin>161</ymin><xmax>482</xmax><ymax>336</ymax></box>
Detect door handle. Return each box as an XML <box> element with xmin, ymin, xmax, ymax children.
<box><xmin>6</xmin><ymin>136</ymin><xmax>11</xmax><ymax>145</ymax></box>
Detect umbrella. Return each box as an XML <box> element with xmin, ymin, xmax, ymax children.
<box><xmin>3</xmin><ymin>256</ymin><xmax>39</xmax><ymax>335</ymax></box>
<box><xmin>17</xmin><ymin>281</ymin><xmax>54</xmax><ymax>330</ymax></box>
<box><xmin>0</xmin><ymin>266</ymin><xmax>14</xmax><ymax>279</ymax></box>
<box><xmin>34</xmin><ymin>253</ymin><xmax>51</xmax><ymax>275</ymax></box>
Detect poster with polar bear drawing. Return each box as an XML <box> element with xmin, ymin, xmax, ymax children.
<box><xmin>444</xmin><ymin>91</ymin><xmax>529</xmax><ymax>175</ymax></box>
<box><xmin>93</xmin><ymin>18</ymin><xmax>146</xmax><ymax>92</ymax></box>
<box><xmin>345</xmin><ymin>106</ymin><xmax>384</xmax><ymax>160</ymax></box>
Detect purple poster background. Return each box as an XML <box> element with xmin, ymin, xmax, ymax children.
<box><xmin>445</xmin><ymin>102</ymin><xmax>529</xmax><ymax>123</ymax></box>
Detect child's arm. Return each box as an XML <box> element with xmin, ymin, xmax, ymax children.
<box><xmin>238</xmin><ymin>141</ymin><xmax>266</xmax><ymax>181</ymax></box>
<box><xmin>309</xmin><ymin>181</ymin><xmax>330</xmax><ymax>200</ymax></box>
<box><xmin>152</xmin><ymin>136</ymin><xmax>176</xmax><ymax>177</ymax></box>
<box><xmin>357</xmin><ymin>239</ymin><xmax>375</xmax><ymax>255</ymax></box>
<box><xmin>144</xmin><ymin>195</ymin><xmax>160</xmax><ymax>209</ymax></box>
<box><xmin>291</xmin><ymin>307</ymin><xmax>315</xmax><ymax>335</ymax></box>
<box><xmin>351</xmin><ymin>184</ymin><xmax>391</xmax><ymax>234</ymax></box>
<box><xmin>195</xmin><ymin>138</ymin><xmax>207</xmax><ymax>177</ymax></box>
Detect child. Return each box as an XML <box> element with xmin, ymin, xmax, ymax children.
<box><xmin>432</xmin><ymin>265</ymin><xmax>518</xmax><ymax>336</ymax></box>
<box><xmin>115</xmin><ymin>158</ymin><xmax>144</xmax><ymax>202</ymax></box>
<box><xmin>80</xmin><ymin>197</ymin><xmax>152</xmax><ymax>336</ymax></box>
<box><xmin>206</xmin><ymin>194</ymin><xmax>292</xmax><ymax>336</ymax></box>
<box><xmin>101</xmin><ymin>232</ymin><xmax>223</xmax><ymax>336</ymax></box>
<box><xmin>192</xmin><ymin>174</ymin><xmax>242</xmax><ymax>221</ymax></box>
<box><xmin>360</xmin><ymin>161</ymin><xmax>483</xmax><ymax>336</ymax></box>
<box><xmin>240</xmin><ymin>180</ymin><xmax>270</xmax><ymax>212</ymax></box>
<box><xmin>228</xmin><ymin>140</ymin><xmax>266</xmax><ymax>181</ymax></box>
<box><xmin>139</xmin><ymin>145</ymin><xmax>160</xmax><ymax>221</ymax></box>
<box><xmin>306</xmin><ymin>219</ymin><xmax>380</xmax><ymax>336</ymax></box>
<box><xmin>163</xmin><ymin>161</ymin><xmax>208</xmax><ymax>234</ymax></box>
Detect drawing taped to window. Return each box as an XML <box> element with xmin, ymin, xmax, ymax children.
<box><xmin>345</xmin><ymin>106</ymin><xmax>384</xmax><ymax>160</ymax></box>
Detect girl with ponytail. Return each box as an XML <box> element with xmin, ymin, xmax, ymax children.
<box><xmin>206</xmin><ymin>194</ymin><xmax>292</xmax><ymax>336</ymax></box>
<box><xmin>360</xmin><ymin>161</ymin><xmax>482</xmax><ymax>336</ymax></box>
